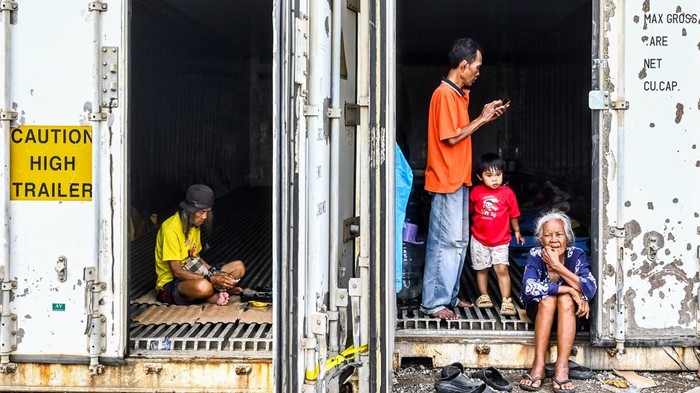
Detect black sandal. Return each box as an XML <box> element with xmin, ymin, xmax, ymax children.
<box><xmin>518</xmin><ymin>372</ymin><xmax>543</xmax><ymax>391</ymax></box>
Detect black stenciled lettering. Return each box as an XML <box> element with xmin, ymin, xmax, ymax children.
<box><xmin>83</xmin><ymin>183</ymin><xmax>93</xmax><ymax>198</ymax></box>
<box><xmin>37</xmin><ymin>183</ymin><xmax>49</xmax><ymax>197</ymax></box>
<box><xmin>25</xmin><ymin>129</ymin><xmax>36</xmax><ymax>143</ymax></box>
<box><xmin>68</xmin><ymin>129</ymin><xmax>82</xmax><ymax>144</ymax></box>
<box><xmin>648</xmin><ymin>36</ymin><xmax>668</xmax><ymax>46</ymax></box>
<box><xmin>64</xmin><ymin>156</ymin><xmax>76</xmax><ymax>171</ymax></box>
<box><xmin>643</xmin><ymin>58</ymin><xmax>662</xmax><ymax>68</ymax></box>
<box><xmin>70</xmin><ymin>183</ymin><xmax>80</xmax><ymax>197</ymax></box>
<box><xmin>11</xmin><ymin>182</ymin><xmax>21</xmax><ymax>197</ymax></box>
<box><xmin>644</xmin><ymin>13</ymin><xmax>663</xmax><ymax>24</ymax></box>
<box><xmin>25</xmin><ymin>182</ymin><xmax>36</xmax><ymax>197</ymax></box>
<box><xmin>29</xmin><ymin>156</ymin><xmax>42</xmax><ymax>170</ymax></box>
<box><xmin>10</xmin><ymin>128</ymin><xmax>22</xmax><ymax>143</ymax></box>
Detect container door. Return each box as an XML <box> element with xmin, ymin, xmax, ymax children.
<box><xmin>274</xmin><ymin>0</ymin><xmax>359</xmax><ymax>391</ymax></box>
<box><xmin>2</xmin><ymin>1</ymin><xmax>126</xmax><ymax>367</ymax></box>
<box><xmin>592</xmin><ymin>0</ymin><xmax>700</xmax><ymax>348</ymax></box>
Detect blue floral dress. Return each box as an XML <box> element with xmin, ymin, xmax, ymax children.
<box><xmin>520</xmin><ymin>246</ymin><xmax>597</xmax><ymax>321</ymax></box>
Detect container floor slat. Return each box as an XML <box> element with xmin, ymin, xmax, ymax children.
<box><xmin>128</xmin><ymin>187</ymin><xmax>273</xmax><ymax>357</ymax></box>
<box><xmin>396</xmin><ymin>262</ymin><xmax>533</xmax><ymax>333</ymax></box>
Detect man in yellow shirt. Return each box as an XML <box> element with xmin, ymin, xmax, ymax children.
<box><xmin>155</xmin><ymin>184</ymin><xmax>245</xmax><ymax>306</ymax></box>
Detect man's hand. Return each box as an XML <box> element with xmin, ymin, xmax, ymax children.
<box><xmin>210</xmin><ymin>272</ymin><xmax>237</xmax><ymax>290</ymax></box>
<box><xmin>479</xmin><ymin>100</ymin><xmax>508</xmax><ymax>123</ymax></box>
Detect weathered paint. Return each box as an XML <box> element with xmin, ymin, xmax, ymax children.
<box><xmin>595</xmin><ymin>0</ymin><xmax>700</xmax><ymax>346</ymax></box>
<box><xmin>395</xmin><ymin>341</ymin><xmax>700</xmax><ymax>371</ymax></box>
<box><xmin>0</xmin><ymin>359</ymin><xmax>272</xmax><ymax>392</ymax></box>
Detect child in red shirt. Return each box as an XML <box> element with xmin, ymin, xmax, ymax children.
<box><xmin>469</xmin><ymin>153</ymin><xmax>524</xmax><ymax>316</ymax></box>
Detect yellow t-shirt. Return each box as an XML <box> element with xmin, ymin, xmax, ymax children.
<box><xmin>154</xmin><ymin>212</ymin><xmax>202</xmax><ymax>291</ymax></box>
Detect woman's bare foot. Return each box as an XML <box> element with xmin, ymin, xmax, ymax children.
<box><xmin>207</xmin><ymin>291</ymin><xmax>230</xmax><ymax>306</ymax></box>
<box><xmin>430</xmin><ymin>308</ymin><xmax>459</xmax><ymax>320</ymax></box>
<box><xmin>519</xmin><ymin>364</ymin><xmax>545</xmax><ymax>391</ymax></box>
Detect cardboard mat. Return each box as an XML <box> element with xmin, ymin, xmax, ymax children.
<box><xmin>132</xmin><ymin>291</ymin><xmax>271</xmax><ymax>325</ymax></box>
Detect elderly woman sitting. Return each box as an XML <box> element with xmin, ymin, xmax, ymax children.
<box><xmin>518</xmin><ymin>211</ymin><xmax>597</xmax><ymax>393</ymax></box>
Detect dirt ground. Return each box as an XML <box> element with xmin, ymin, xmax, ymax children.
<box><xmin>393</xmin><ymin>363</ymin><xmax>700</xmax><ymax>393</ymax></box>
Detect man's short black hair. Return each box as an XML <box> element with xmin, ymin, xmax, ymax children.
<box><xmin>477</xmin><ymin>153</ymin><xmax>505</xmax><ymax>174</ymax></box>
<box><xmin>448</xmin><ymin>37</ymin><xmax>483</xmax><ymax>69</ymax></box>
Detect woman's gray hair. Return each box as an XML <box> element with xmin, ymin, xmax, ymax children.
<box><xmin>534</xmin><ymin>210</ymin><xmax>575</xmax><ymax>245</ymax></box>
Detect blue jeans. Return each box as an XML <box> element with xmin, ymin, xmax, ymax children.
<box><xmin>421</xmin><ymin>185</ymin><xmax>470</xmax><ymax>315</ymax></box>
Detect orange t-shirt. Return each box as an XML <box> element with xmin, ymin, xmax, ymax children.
<box><xmin>424</xmin><ymin>79</ymin><xmax>472</xmax><ymax>193</ymax></box>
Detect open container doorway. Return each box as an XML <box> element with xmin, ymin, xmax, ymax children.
<box><xmin>395</xmin><ymin>0</ymin><xmax>594</xmax><ymax>333</ymax></box>
<box><xmin>127</xmin><ymin>0</ymin><xmax>274</xmax><ymax>356</ymax></box>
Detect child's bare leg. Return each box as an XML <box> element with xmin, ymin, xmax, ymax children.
<box><xmin>494</xmin><ymin>264</ymin><xmax>511</xmax><ymax>299</ymax></box>
<box><xmin>476</xmin><ymin>269</ymin><xmax>489</xmax><ymax>296</ymax></box>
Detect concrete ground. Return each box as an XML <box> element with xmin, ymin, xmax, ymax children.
<box><xmin>393</xmin><ymin>364</ymin><xmax>700</xmax><ymax>393</ymax></box>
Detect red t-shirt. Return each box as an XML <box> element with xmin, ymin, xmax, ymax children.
<box><xmin>470</xmin><ymin>184</ymin><xmax>521</xmax><ymax>247</ymax></box>
<box><xmin>424</xmin><ymin>80</ymin><xmax>472</xmax><ymax>193</ymax></box>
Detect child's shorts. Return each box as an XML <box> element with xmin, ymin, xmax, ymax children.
<box><xmin>470</xmin><ymin>235</ymin><xmax>509</xmax><ymax>271</ymax></box>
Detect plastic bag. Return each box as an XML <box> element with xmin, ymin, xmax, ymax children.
<box><xmin>395</xmin><ymin>143</ymin><xmax>413</xmax><ymax>292</ymax></box>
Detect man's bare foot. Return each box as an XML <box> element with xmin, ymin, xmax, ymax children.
<box><xmin>430</xmin><ymin>308</ymin><xmax>459</xmax><ymax>320</ymax></box>
<box><xmin>207</xmin><ymin>291</ymin><xmax>230</xmax><ymax>306</ymax></box>
<box><xmin>456</xmin><ymin>299</ymin><xmax>473</xmax><ymax>308</ymax></box>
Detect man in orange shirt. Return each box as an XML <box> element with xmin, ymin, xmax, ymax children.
<box><xmin>421</xmin><ymin>38</ymin><xmax>509</xmax><ymax>320</ymax></box>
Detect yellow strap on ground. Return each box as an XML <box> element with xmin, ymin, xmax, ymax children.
<box><xmin>306</xmin><ymin>345</ymin><xmax>368</xmax><ymax>381</ymax></box>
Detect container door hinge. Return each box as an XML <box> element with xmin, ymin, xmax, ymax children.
<box><xmin>88</xmin><ymin>2</ymin><xmax>108</xmax><ymax>12</ymax></box>
<box><xmin>99</xmin><ymin>47</ymin><xmax>119</xmax><ymax>109</ymax></box>
<box><xmin>0</xmin><ymin>1</ymin><xmax>17</xmax><ymax>13</ymax></box>
<box><xmin>343</xmin><ymin>216</ymin><xmax>360</xmax><ymax>242</ymax></box>
<box><xmin>344</xmin><ymin>103</ymin><xmax>359</xmax><ymax>126</ymax></box>
<box><xmin>608</xmin><ymin>226</ymin><xmax>626</xmax><ymax>238</ymax></box>
<box><xmin>0</xmin><ymin>280</ymin><xmax>18</xmax><ymax>373</ymax></box>
<box><xmin>589</xmin><ymin>90</ymin><xmax>629</xmax><ymax>110</ymax></box>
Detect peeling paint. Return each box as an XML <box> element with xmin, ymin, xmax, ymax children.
<box><xmin>674</xmin><ymin>103</ymin><xmax>683</xmax><ymax>124</ymax></box>
<box><xmin>641</xmin><ymin>0</ymin><xmax>649</xmax><ymax>13</ymax></box>
<box><xmin>637</xmin><ymin>259</ymin><xmax>700</xmax><ymax>326</ymax></box>
<box><xmin>682</xmin><ymin>28</ymin><xmax>687</xmax><ymax>37</ymax></box>
<box><xmin>672</xmin><ymin>198</ymin><xmax>679</xmax><ymax>203</ymax></box>
<box><xmin>667</xmin><ymin>233</ymin><xmax>675</xmax><ymax>241</ymax></box>
<box><xmin>630</xmin><ymin>253</ymin><xmax>638</xmax><ymax>261</ymax></box>
<box><xmin>649</xmin><ymin>122</ymin><xmax>655</xmax><ymax>128</ymax></box>
<box><xmin>647</xmin><ymin>202</ymin><xmax>654</xmax><ymax>210</ymax></box>
<box><xmin>686</xmin><ymin>243</ymin><xmax>692</xmax><ymax>251</ymax></box>
<box><xmin>623</xmin><ymin>220</ymin><xmax>641</xmax><ymax>249</ymax></box>
<box><xmin>638</xmin><ymin>67</ymin><xmax>647</xmax><ymax>79</ymax></box>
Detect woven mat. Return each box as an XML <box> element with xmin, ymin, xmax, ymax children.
<box><xmin>132</xmin><ymin>291</ymin><xmax>271</xmax><ymax>325</ymax></box>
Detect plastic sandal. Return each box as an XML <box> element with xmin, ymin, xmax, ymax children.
<box><xmin>518</xmin><ymin>373</ymin><xmax>543</xmax><ymax>391</ymax></box>
<box><xmin>475</xmin><ymin>294</ymin><xmax>493</xmax><ymax>308</ymax></box>
<box><xmin>471</xmin><ymin>366</ymin><xmax>513</xmax><ymax>392</ymax></box>
<box><xmin>545</xmin><ymin>360</ymin><xmax>594</xmax><ymax>380</ymax></box>
<box><xmin>500</xmin><ymin>297</ymin><xmax>516</xmax><ymax>316</ymax></box>
<box><xmin>435</xmin><ymin>365</ymin><xmax>491</xmax><ymax>393</ymax></box>
<box><xmin>552</xmin><ymin>377</ymin><xmax>576</xmax><ymax>393</ymax></box>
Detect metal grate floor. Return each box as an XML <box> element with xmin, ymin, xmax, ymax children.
<box><xmin>396</xmin><ymin>262</ymin><xmax>532</xmax><ymax>333</ymax></box>
<box><xmin>128</xmin><ymin>187</ymin><xmax>273</xmax><ymax>357</ymax></box>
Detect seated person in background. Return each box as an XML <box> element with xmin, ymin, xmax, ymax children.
<box><xmin>518</xmin><ymin>210</ymin><xmax>596</xmax><ymax>393</ymax></box>
<box><xmin>154</xmin><ymin>184</ymin><xmax>246</xmax><ymax>306</ymax></box>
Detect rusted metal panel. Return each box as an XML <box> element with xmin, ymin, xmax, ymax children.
<box><xmin>0</xmin><ymin>359</ymin><xmax>272</xmax><ymax>392</ymax></box>
<box><xmin>395</xmin><ymin>341</ymin><xmax>700</xmax><ymax>371</ymax></box>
